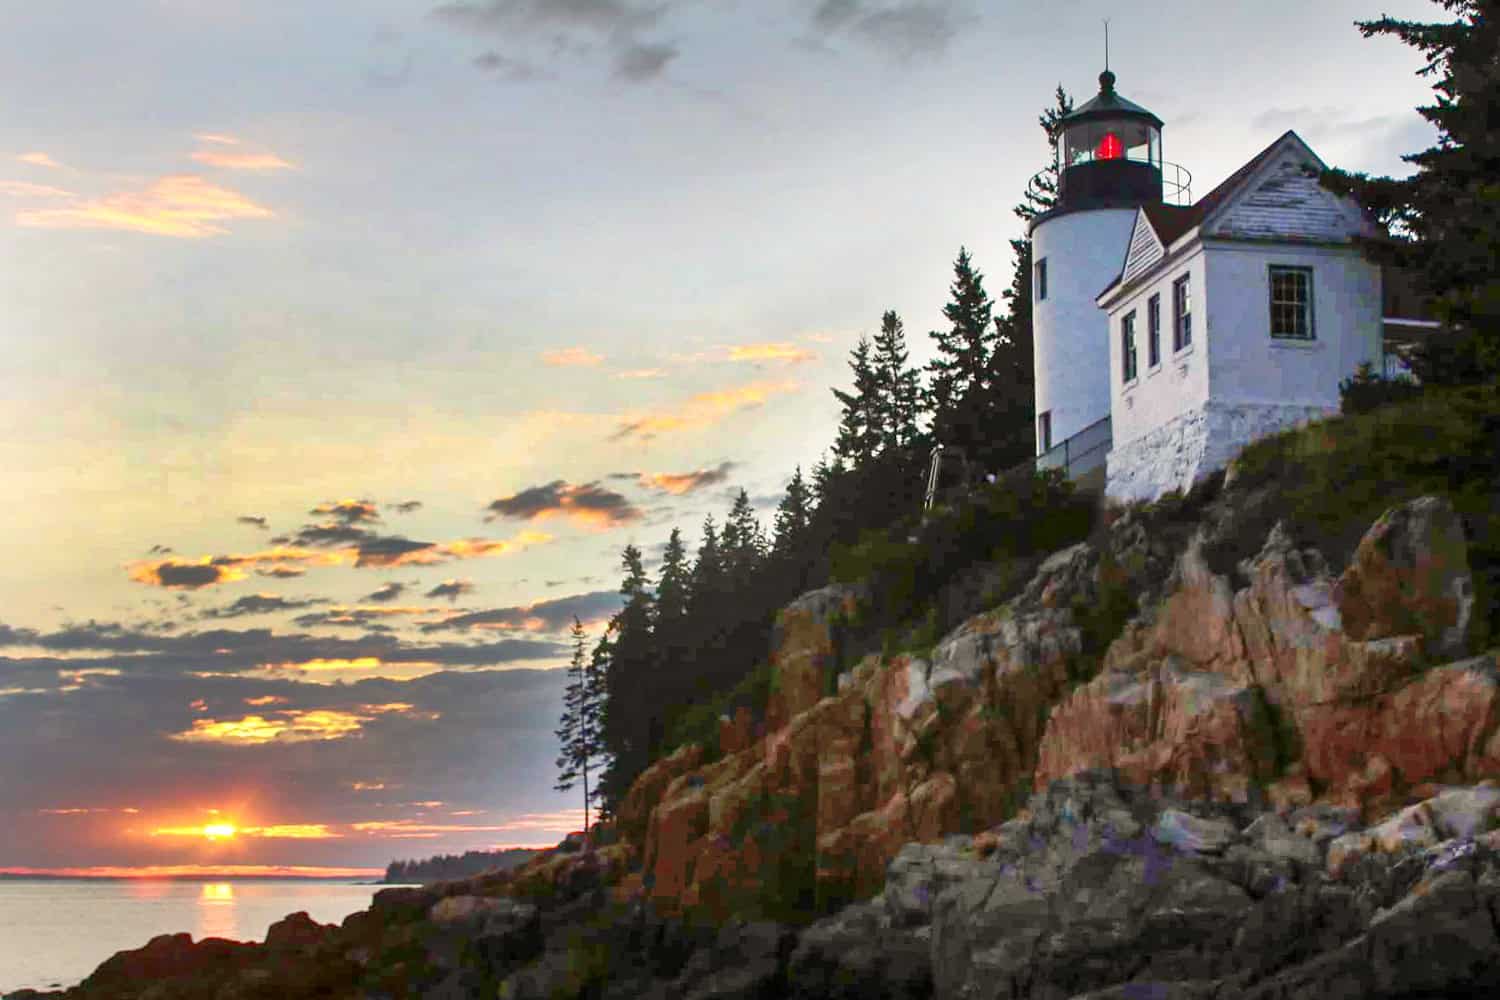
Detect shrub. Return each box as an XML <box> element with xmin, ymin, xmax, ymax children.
<box><xmin>1340</xmin><ymin>360</ymin><xmax>1423</xmax><ymax>414</ymax></box>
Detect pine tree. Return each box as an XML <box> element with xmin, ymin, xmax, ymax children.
<box><xmin>656</xmin><ymin>528</ymin><xmax>690</xmax><ymax>637</ymax></box>
<box><xmin>597</xmin><ymin>544</ymin><xmax>656</xmax><ymax>810</ymax></box>
<box><xmin>926</xmin><ymin>248</ymin><xmax>997</xmax><ymax>464</ymax></box>
<box><xmin>1321</xmin><ymin>1</ymin><xmax>1500</xmax><ymax>381</ymax></box>
<box><xmin>688</xmin><ymin>515</ymin><xmax>724</xmax><ymax>618</ymax></box>
<box><xmin>871</xmin><ymin>310</ymin><xmax>924</xmax><ymax>454</ymax></box>
<box><xmin>990</xmin><ymin>86</ymin><xmax>1075</xmax><ymax>468</ymax></box>
<box><xmin>554</xmin><ymin>617</ymin><xmax>603</xmax><ymax>837</ymax></box>
<box><xmin>724</xmin><ymin>488</ymin><xmax>766</xmax><ymax>580</ymax></box>
<box><xmin>772</xmin><ymin>467</ymin><xmax>812</xmax><ymax>559</ymax></box>
<box><xmin>831</xmin><ymin>335</ymin><xmax>884</xmax><ymax>467</ymax></box>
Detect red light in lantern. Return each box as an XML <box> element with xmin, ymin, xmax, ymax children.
<box><xmin>1096</xmin><ymin>132</ymin><xmax>1123</xmax><ymax>160</ymax></box>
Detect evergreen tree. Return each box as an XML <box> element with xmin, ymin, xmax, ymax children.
<box><xmin>831</xmin><ymin>335</ymin><xmax>884</xmax><ymax>467</ymax></box>
<box><xmin>871</xmin><ymin>310</ymin><xmax>925</xmax><ymax>454</ymax></box>
<box><xmin>688</xmin><ymin>515</ymin><xmax>724</xmax><ymax>619</ymax></box>
<box><xmin>772</xmin><ymin>467</ymin><xmax>812</xmax><ymax>559</ymax></box>
<box><xmin>655</xmin><ymin>527</ymin><xmax>690</xmax><ymax>638</ymax></box>
<box><xmin>770</xmin><ymin>466</ymin><xmax>814</xmax><ymax>598</ymax></box>
<box><xmin>724</xmin><ymin>488</ymin><xmax>767</xmax><ymax>581</ymax></box>
<box><xmin>554</xmin><ymin>617</ymin><xmax>603</xmax><ymax>837</ymax></box>
<box><xmin>926</xmin><ymin>248</ymin><xmax>998</xmax><ymax>466</ymax></box>
<box><xmin>597</xmin><ymin>544</ymin><xmax>656</xmax><ymax>810</ymax></box>
<box><xmin>991</xmin><ymin>86</ymin><xmax>1075</xmax><ymax>467</ymax></box>
<box><xmin>1015</xmin><ymin>85</ymin><xmax>1075</xmax><ymax>225</ymax></box>
<box><xmin>1321</xmin><ymin>0</ymin><xmax>1500</xmax><ymax>381</ymax></box>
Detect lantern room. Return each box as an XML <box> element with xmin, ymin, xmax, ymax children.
<box><xmin>1056</xmin><ymin>70</ymin><xmax>1167</xmax><ymax>212</ymax></box>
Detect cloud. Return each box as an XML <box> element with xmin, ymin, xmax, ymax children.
<box><xmin>257</xmin><ymin>566</ymin><xmax>306</xmax><ymax>579</ymax></box>
<box><xmin>474</xmin><ymin>50</ymin><xmax>549</xmax><ymax>81</ymax></box>
<box><xmin>237</xmin><ymin>515</ymin><xmax>269</xmax><ymax>530</ymax></box>
<box><xmin>425</xmin><ymin>580</ymin><xmax>475</xmax><ymax>603</ymax></box>
<box><xmin>614</xmin><ymin>368</ymin><xmax>666</xmax><ymax>379</ymax></box>
<box><xmin>610</xmin><ymin>380</ymin><xmax>800</xmax><ymax>442</ymax></box>
<box><xmin>128</xmin><ymin>549</ymin><xmax>347</xmax><ymax>589</ymax></box>
<box><xmin>0</xmin><ymin>665</ymin><xmax>575</xmax><ymax>869</ymax></box>
<box><xmin>805</xmin><ymin>0</ymin><xmax>972</xmax><ymax>59</ymax></box>
<box><xmin>190</xmin><ymin>150</ymin><xmax>294</xmax><ymax>171</ymax></box>
<box><xmin>0</xmin><ymin>181</ymin><xmax>74</xmax><ymax>199</ymax></box>
<box><xmin>15</xmin><ymin>174</ymin><xmax>275</xmax><ymax>239</ymax></box>
<box><xmin>540</xmin><ymin>346</ymin><xmax>604</xmax><ymax>367</ymax></box>
<box><xmin>202</xmin><ymin>594</ymin><xmax>331</xmax><ymax>619</ymax></box>
<box><xmin>614</xmin><ymin>40</ymin><xmax>678</xmax><ymax>81</ymax></box>
<box><xmin>727</xmin><ymin>342</ymin><xmax>817</xmax><ymax>364</ymax></box>
<box><xmin>484</xmin><ymin>481</ymin><xmax>641</xmax><ymax>529</ymax></box>
<box><xmin>311</xmin><ymin>499</ymin><xmax>381</xmax><ymax>525</ymax></box>
<box><xmin>629</xmin><ymin>461</ymin><xmax>737</xmax><ymax>495</ymax></box>
<box><xmin>169</xmin><ymin>705</ymin><xmax>429</xmax><ymax>745</ymax></box>
<box><xmin>17</xmin><ymin>152</ymin><xmax>63</xmax><ymax>169</ymax></box>
<box><xmin>431</xmin><ymin>0</ymin><xmax>675</xmax><ymax>82</ymax></box>
<box><xmin>388</xmin><ymin>501</ymin><xmax>423</xmax><ymax>514</ymax></box>
<box><xmin>194</xmin><ymin>134</ymin><xmax>241</xmax><ymax>146</ymax></box>
<box><xmin>365</xmin><ymin>582</ymin><xmax>407</xmax><ymax>603</ymax></box>
<box><xmin>421</xmin><ymin>589</ymin><xmax>622</xmax><ymax>634</ymax></box>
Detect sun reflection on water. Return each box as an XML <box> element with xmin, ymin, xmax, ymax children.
<box><xmin>196</xmin><ymin>883</ymin><xmax>237</xmax><ymax>940</ymax></box>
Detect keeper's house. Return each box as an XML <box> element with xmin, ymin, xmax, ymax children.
<box><xmin>1030</xmin><ymin>69</ymin><xmax>1433</xmax><ymax>504</ymax></box>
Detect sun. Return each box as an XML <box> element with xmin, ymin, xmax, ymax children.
<box><xmin>202</xmin><ymin>823</ymin><xmax>237</xmax><ymax>841</ymax></box>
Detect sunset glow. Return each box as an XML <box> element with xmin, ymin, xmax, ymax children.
<box><xmin>202</xmin><ymin>823</ymin><xmax>237</xmax><ymax>840</ymax></box>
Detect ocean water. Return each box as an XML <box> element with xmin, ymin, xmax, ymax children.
<box><xmin>0</xmin><ymin>879</ymin><xmax>394</xmax><ymax>994</ymax></box>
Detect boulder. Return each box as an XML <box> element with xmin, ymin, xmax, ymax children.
<box><xmin>1336</xmin><ymin>494</ymin><xmax>1474</xmax><ymax>659</ymax></box>
<box><xmin>263</xmin><ymin>911</ymin><xmax>332</xmax><ymax>951</ymax></box>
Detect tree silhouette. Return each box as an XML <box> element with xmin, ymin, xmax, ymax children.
<box><xmin>1322</xmin><ymin>0</ymin><xmax>1500</xmax><ymax>381</ymax></box>
<box><xmin>554</xmin><ymin>616</ymin><xmax>603</xmax><ymax>836</ymax></box>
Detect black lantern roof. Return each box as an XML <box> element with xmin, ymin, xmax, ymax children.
<box><xmin>1062</xmin><ymin>71</ymin><xmax>1164</xmax><ymax>129</ymax></box>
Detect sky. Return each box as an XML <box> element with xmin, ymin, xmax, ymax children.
<box><xmin>0</xmin><ymin>0</ymin><xmax>1443</xmax><ymax>874</ymax></box>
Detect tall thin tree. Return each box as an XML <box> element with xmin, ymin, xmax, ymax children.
<box><xmin>554</xmin><ymin>616</ymin><xmax>602</xmax><ymax>837</ymax></box>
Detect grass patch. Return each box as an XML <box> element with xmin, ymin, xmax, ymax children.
<box><xmin>1210</xmin><ymin>385</ymin><xmax>1500</xmax><ymax>652</ymax></box>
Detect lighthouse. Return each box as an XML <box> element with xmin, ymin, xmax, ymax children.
<box><xmin>1030</xmin><ymin>69</ymin><xmax>1187</xmax><ymax>476</ymax></box>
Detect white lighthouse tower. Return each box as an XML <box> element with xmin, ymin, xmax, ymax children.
<box><xmin>1031</xmin><ymin>69</ymin><xmax>1187</xmax><ymax>479</ymax></box>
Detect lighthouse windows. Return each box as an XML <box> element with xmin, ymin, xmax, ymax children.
<box><xmin>1036</xmin><ymin>257</ymin><xmax>1048</xmax><ymax>301</ymax></box>
<box><xmin>1172</xmin><ymin>275</ymin><xmax>1193</xmax><ymax>351</ymax></box>
<box><xmin>1122</xmin><ymin>311</ymin><xmax>1139</xmax><ymax>383</ymax></box>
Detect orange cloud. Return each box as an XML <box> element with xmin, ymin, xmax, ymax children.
<box><xmin>127</xmin><ymin>548</ymin><xmax>348</xmax><ymax>589</ymax></box>
<box><xmin>432</xmin><ymin>532</ymin><xmax>553</xmax><ymax>561</ymax></box>
<box><xmin>635</xmin><ymin>462</ymin><xmax>734</xmax><ymax>496</ymax></box>
<box><xmin>194</xmin><ymin>134</ymin><xmax>241</xmax><ymax>146</ymax></box>
<box><xmin>191</xmin><ymin>150</ymin><xmax>294</xmax><ymax>171</ymax></box>
<box><xmin>16</xmin><ymin>174</ymin><xmax>274</xmax><ymax>239</ymax></box>
<box><xmin>541</xmin><ymin>347</ymin><xmax>604</xmax><ymax>367</ymax></box>
<box><xmin>245</xmin><ymin>824</ymin><xmax>338</xmax><ymax>839</ymax></box>
<box><xmin>167</xmin><ymin>704</ymin><xmax>431</xmax><ymax>745</ymax></box>
<box><xmin>727</xmin><ymin>342</ymin><xmax>817</xmax><ymax>364</ymax></box>
<box><xmin>244</xmin><ymin>695</ymin><xmax>287</xmax><ymax>706</ymax></box>
<box><xmin>612</xmin><ymin>380</ymin><xmax>800</xmax><ymax>441</ymax></box>
<box><xmin>614</xmin><ymin>369</ymin><xmax>666</xmax><ymax>379</ymax></box>
<box><xmin>0</xmin><ymin>181</ymin><xmax>73</xmax><ymax>199</ymax></box>
<box><xmin>17</xmin><ymin>152</ymin><xmax>63</xmax><ymax>169</ymax></box>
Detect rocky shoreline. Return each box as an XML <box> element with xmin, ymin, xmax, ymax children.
<box><xmin>9</xmin><ymin>769</ymin><xmax>1500</xmax><ymax>999</ymax></box>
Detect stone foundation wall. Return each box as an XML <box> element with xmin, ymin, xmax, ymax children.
<box><xmin>1106</xmin><ymin>402</ymin><xmax>1336</xmax><ymax>504</ymax></box>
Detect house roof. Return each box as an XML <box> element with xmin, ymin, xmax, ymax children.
<box><xmin>1096</xmin><ymin>130</ymin><xmax>1312</xmax><ymax>301</ymax></box>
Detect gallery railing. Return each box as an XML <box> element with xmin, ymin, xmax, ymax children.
<box><xmin>1036</xmin><ymin>415</ymin><xmax>1113</xmax><ymax>483</ymax></box>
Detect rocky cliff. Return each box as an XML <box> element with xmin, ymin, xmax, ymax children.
<box><xmin>623</xmin><ymin>493</ymin><xmax>1494</xmax><ymax>919</ymax></box>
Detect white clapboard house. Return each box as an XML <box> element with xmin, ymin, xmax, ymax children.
<box><xmin>1030</xmin><ymin>69</ymin><xmax>1432</xmax><ymax>504</ymax></box>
